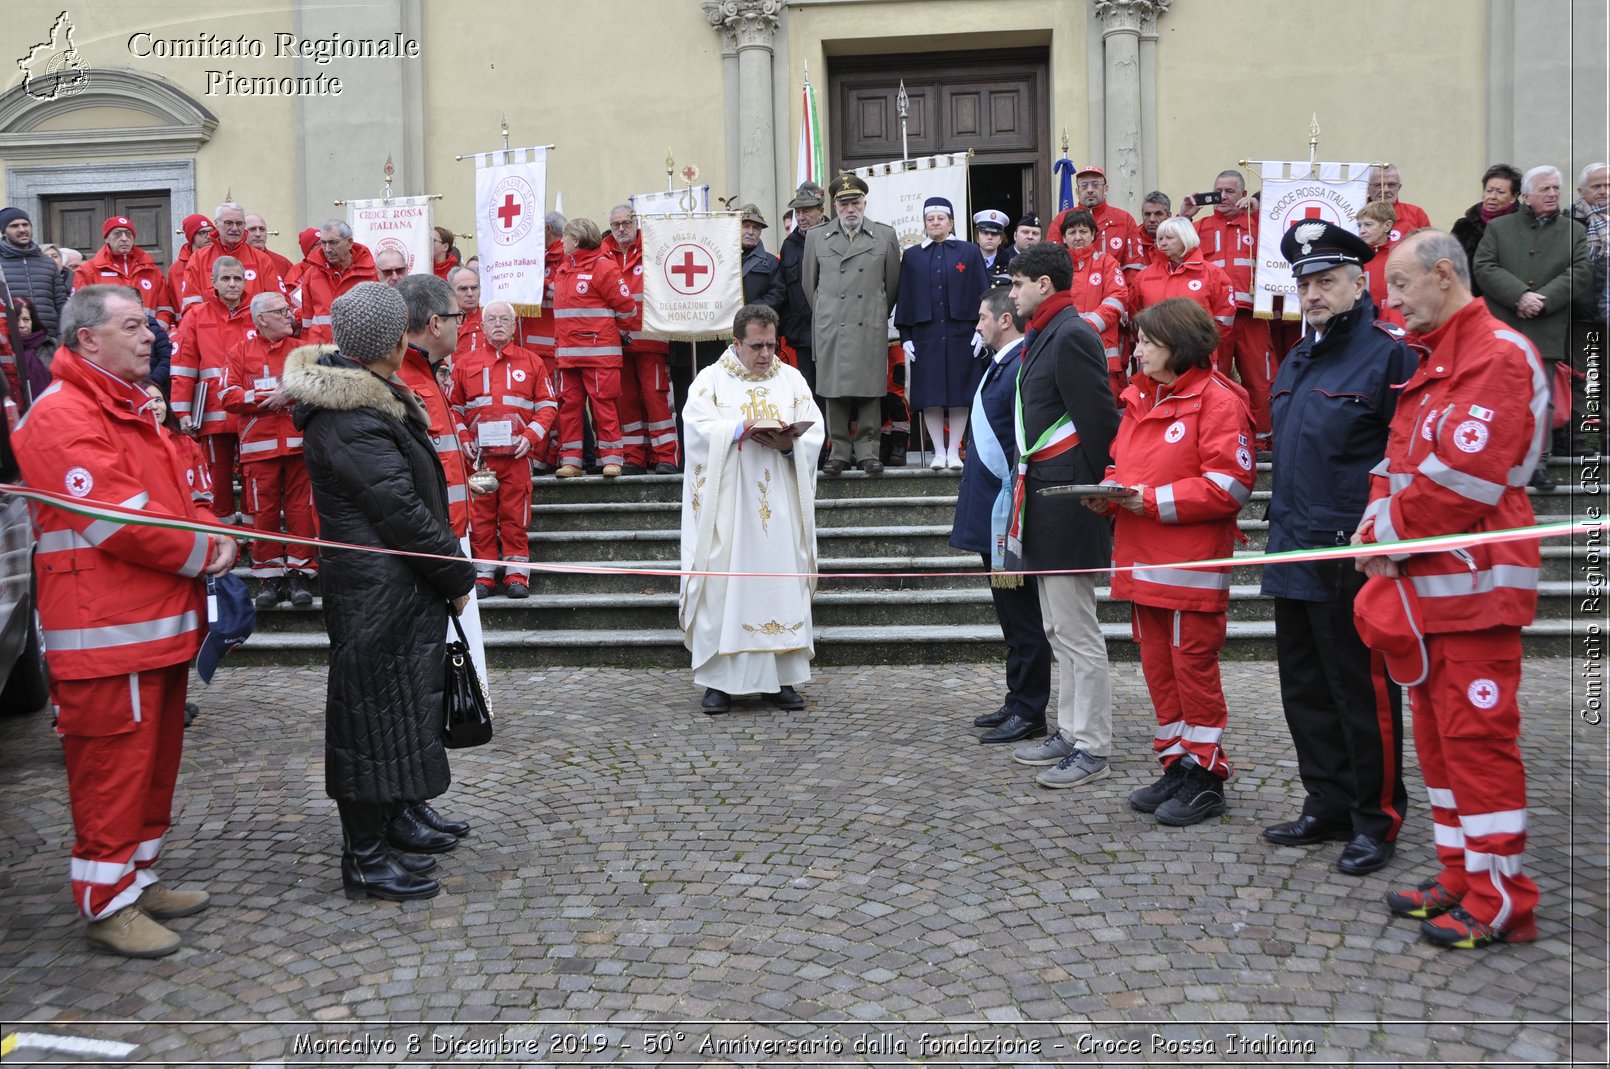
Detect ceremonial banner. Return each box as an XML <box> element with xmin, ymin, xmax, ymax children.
<box><xmin>346</xmin><ymin>196</ymin><xmax>433</xmax><ymax>276</ymax></box>
<box><xmin>796</xmin><ymin>68</ymin><xmax>826</xmax><ymax>187</ymax></box>
<box><xmin>1254</xmin><ymin>160</ymin><xmax>1371</xmax><ymax>320</ymax></box>
<box><xmin>474</xmin><ymin>146</ymin><xmax>548</xmax><ymax>314</ymax></box>
<box><xmin>639</xmin><ymin>214</ymin><xmax>742</xmax><ymax>341</ymax></box>
<box><xmin>852</xmin><ymin>151</ymin><xmax>969</xmax><ymax>250</ymax></box>
<box><xmin>630</xmin><ymin>187</ymin><xmax>710</xmax><ymax>217</ymax></box>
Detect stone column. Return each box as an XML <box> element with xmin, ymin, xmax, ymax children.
<box><xmin>702</xmin><ymin>3</ymin><xmax>741</xmax><ymax>194</ymax></box>
<box><xmin>1137</xmin><ymin>1</ymin><xmax>1166</xmax><ymax>199</ymax></box>
<box><xmin>706</xmin><ymin>0</ymin><xmax>780</xmax><ymax>219</ymax></box>
<box><xmin>1093</xmin><ymin>0</ymin><xmax>1168</xmax><ymax>214</ymax></box>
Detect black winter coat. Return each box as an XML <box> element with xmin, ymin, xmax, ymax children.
<box><xmin>778</xmin><ymin>226</ymin><xmax>812</xmax><ymax>349</ymax></box>
<box><xmin>284</xmin><ymin>345</ymin><xmax>476</xmax><ymax>803</ymax></box>
<box><xmin>0</xmin><ymin>240</ymin><xmax>69</xmax><ymax>336</ymax></box>
<box><xmin>1017</xmin><ymin>307</ymin><xmax>1120</xmax><ymax>570</ymax></box>
<box><xmin>742</xmin><ymin>241</ymin><xmax>786</xmax><ymax>309</ymax></box>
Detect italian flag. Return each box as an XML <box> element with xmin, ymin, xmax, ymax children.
<box><xmin>796</xmin><ymin>67</ymin><xmax>825</xmax><ymax>187</ymax></box>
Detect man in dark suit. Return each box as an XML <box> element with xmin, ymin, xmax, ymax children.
<box><xmin>952</xmin><ymin>286</ymin><xmax>1052</xmax><ymax>743</ymax></box>
<box><xmin>1002</xmin><ymin>243</ymin><xmax>1121</xmax><ymax>789</ymax></box>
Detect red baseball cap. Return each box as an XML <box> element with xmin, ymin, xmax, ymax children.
<box><xmin>1076</xmin><ymin>165</ymin><xmax>1106</xmax><ymax>179</ymax></box>
<box><xmin>182</xmin><ymin>214</ymin><xmax>214</xmax><ymax>244</ymax></box>
<box><xmin>102</xmin><ymin>216</ymin><xmax>136</xmax><ymax>239</ymax></box>
<box><xmin>1353</xmin><ymin>575</ymin><xmax>1429</xmax><ymax>687</ymax></box>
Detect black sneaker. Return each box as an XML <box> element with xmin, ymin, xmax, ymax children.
<box><xmin>653</xmin><ymin>462</ymin><xmax>680</xmax><ymax>475</ymax></box>
<box><xmin>253</xmin><ymin>578</ymin><xmax>286</xmax><ymax>610</ymax></box>
<box><xmin>287</xmin><ymin>574</ymin><xmax>314</xmax><ymax>608</ymax></box>
<box><xmin>1154</xmin><ymin>764</ymin><xmax>1226</xmax><ymax>826</ymax></box>
<box><xmin>1529</xmin><ymin>463</ymin><xmax>1558</xmax><ymax>492</ymax></box>
<box><xmin>1128</xmin><ymin>761</ymin><xmax>1187</xmax><ymax>813</ymax></box>
<box><xmin>620</xmin><ymin>463</ymin><xmax>648</xmax><ymax>476</ymax></box>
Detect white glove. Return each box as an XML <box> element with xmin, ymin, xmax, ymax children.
<box><xmin>902</xmin><ymin>340</ymin><xmax>916</xmax><ymax>363</ymax></box>
<box><xmin>970</xmin><ymin>331</ymin><xmax>985</xmax><ymax>358</ymax></box>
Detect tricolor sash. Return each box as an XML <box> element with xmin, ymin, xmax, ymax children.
<box><xmin>1003</xmin><ymin>364</ymin><xmax>1081</xmax><ymax>579</ymax></box>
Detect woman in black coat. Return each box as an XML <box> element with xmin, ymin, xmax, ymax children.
<box><xmin>282</xmin><ymin>282</ymin><xmax>476</xmax><ymax>901</ymax></box>
<box><xmin>1450</xmin><ymin>163</ymin><xmax>1522</xmax><ymax>297</ymax></box>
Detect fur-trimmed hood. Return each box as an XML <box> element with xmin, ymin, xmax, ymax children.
<box><xmin>283</xmin><ymin>344</ymin><xmax>430</xmax><ymax>429</ymax></box>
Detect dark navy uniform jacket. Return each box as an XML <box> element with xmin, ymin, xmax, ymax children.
<box><xmin>950</xmin><ymin>338</ymin><xmax>1023</xmax><ymax>554</ymax></box>
<box><xmin>1261</xmin><ymin>295</ymin><xmax>1416</xmax><ymax>602</ymax></box>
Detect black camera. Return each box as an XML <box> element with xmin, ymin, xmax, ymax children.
<box><xmin>1194</xmin><ymin>191</ymin><xmax>1225</xmax><ymax>205</ymax></box>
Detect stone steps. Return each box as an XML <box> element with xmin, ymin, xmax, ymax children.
<box><xmin>232</xmin><ymin>618</ymin><xmax>1588</xmax><ymax>668</ymax></box>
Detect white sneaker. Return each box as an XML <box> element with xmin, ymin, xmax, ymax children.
<box><xmin>929</xmin><ymin>453</ymin><xmax>947</xmax><ymax>470</ymax></box>
<box><xmin>946</xmin><ymin>454</ymin><xmax>964</xmax><ymax>470</ymax></box>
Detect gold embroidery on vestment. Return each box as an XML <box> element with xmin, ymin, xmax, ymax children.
<box><xmin>756</xmin><ymin>467</ymin><xmax>773</xmax><ymax>535</ymax></box>
<box><xmin>742</xmin><ymin>619</ymin><xmax>804</xmax><ymax>636</ymax></box>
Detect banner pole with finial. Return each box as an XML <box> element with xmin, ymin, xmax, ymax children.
<box><xmin>1308</xmin><ymin>113</ymin><xmax>1320</xmax><ymax>177</ymax></box>
<box><xmin>383</xmin><ymin>153</ymin><xmax>394</xmax><ymax>204</ymax></box>
<box><xmin>666</xmin><ymin>148</ymin><xmax>675</xmax><ymax>193</ymax></box>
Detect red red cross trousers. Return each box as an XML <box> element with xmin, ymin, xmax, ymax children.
<box><xmin>670</xmin><ymin>250</ymin><xmax>709</xmax><ymax>289</ymax></box>
<box><xmin>497</xmin><ymin>193</ymin><xmax>522</xmax><ymax>229</ymax></box>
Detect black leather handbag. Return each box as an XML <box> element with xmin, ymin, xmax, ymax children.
<box><xmin>443</xmin><ymin>610</ymin><xmax>493</xmax><ymax>749</ymax></box>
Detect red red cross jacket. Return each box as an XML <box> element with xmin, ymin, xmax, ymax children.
<box><xmin>397</xmin><ymin>346</ymin><xmax>471</xmax><ymax>538</ymax></box>
<box><xmin>599</xmin><ymin>233</ymin><xmax>671</xmax><ymax>358</ymax></box>
<box><xmin>1384</xmin><ymin>200</ymin><xmax>1431</xmax><ymax>244</ymax></box>
<box><xmin>1124</xmin><ymin>255</ymin><xmax>1236</xmax><ymax>347</ymax></box>
<box><xmin>220</xmin><ymin>333</ymin><xmax>303</xmax><ymax>462</ymax></box>
<box><xmin>519</xmin><ymin>240</ymin><xmax>565</xmax><ymax>362</ymax></box>
<box><xmin>13</xmin><ymin>348</ymin><xmax>213</xmax><ymax>680</ymax></box>
<box><xmin>1103</xmin><ymin>366</ymin><xmax>1255</xmax><ymax>613</ymax></box>
<box><xmin>1194</xmin><ymin>210</ymin><xmax>1259</xmax><ymax>311</ymax></box>
<box><xmin>295</xmin><ymin>243</ymin><xmax>379</xmax><ymax>343</ymax></box>
<box><xmin>74</xmin><ymin>246</ymin><xmax>177</xmax><ymax>327</ymax></box>
<box><xmin>1052</xmin><ymin>203</ymin><xmax>1146</xmax><ymax>274</ymax></box>
<box><xmin>179</xmin><ymin>239</ymin><xmax>286</xmax><ymax>315</ymax></box>
<box><xmin>453</xmin><ymin>307</ymin><xmax>485</xmax><ymax>359</ymax></box>
<box><xmin>1068</xmin><ymin>246</ymin><xmax>1129</xmax><ymax>370</ymax></box>
<box><xmin>170</xmin><ymin>296</ymin><xmax>255</xmax><ymax>431</ymax></box>
<box><xmin>1358</xmin><ymin>298</ymin><xmax>1546</xmax><ymax>632</ymax></box>
<box><xmin>449</xmin><ymin>341</ymin><xmax>559</xmax><ymax>456</ymax></box>
<box><xmin>551</xmin><ymin>246</ymin><xmax>634</xmax><ymax>369</ymax></box>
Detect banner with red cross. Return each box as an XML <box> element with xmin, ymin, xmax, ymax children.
<box><xmin>473</xmin><ymin>146</ymin><xmax>549</xmax><ymax>315</ymax></box>
<box><xmin>1254</xmin><ymin>160</ymin><xmax>1370</xmax><ymax>320</ymax></box>
<box><xmin>638</xmin><ymin>213</ymin><xmax>743</xmax><ymax>341</ymax></box>
<box><xmin>347</xmin><ymin>196</ymin><xmax>434</xmax><ymax>277</ymax></box>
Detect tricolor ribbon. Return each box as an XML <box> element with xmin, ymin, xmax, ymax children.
<box><xmin>2</xmin><ymin>482</ymin><xmax>1594</xmax><ymax>582</ymax></box>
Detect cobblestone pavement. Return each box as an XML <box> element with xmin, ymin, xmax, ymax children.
<box><xmin>0</xmin><ymin>658</ymin><xmax>1604</xmax><ymax>1067</ymax></box>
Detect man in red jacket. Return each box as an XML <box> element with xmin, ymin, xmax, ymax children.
<box><xmin>1357</xmin><ymin>228</ymin><xmax>1547</xmax><ymax>949</ymax></box>
<box><xmin>448</xmin><ymin>266</ymin><xmax>484</xmax><ymax>357</ymax></box>
<box><xmin>180</xmin><ymin>202</ymin><xmax>285</xmax><ymax>315</ymax></box>
<box><xmin>74</xmin><ymin>217</ymin><xmax>177</xmax><ymax>328</ymax></box>
<box><xmin>1368</xmin><ymin>165</ymin><xmax>1432</xmax><ymax>243</ymax></box>
<box><xmin>220</xmin><ymin>290</ymin><xmax>317</xmax><ymax>609</ymax></box>
<box><xmin>1050</xmin><ymin>166</ymin><xmax>1145</xmax><ymax>279</ymax></box>
<box><xmin>245</xmin><ymin>213</ymin><xmax>294</xmax><ymax>278</ymax></box>
<box><xmin>168</xmin><ymin>215</ymin><xmax>212</xmax><ymax>305</ymax></box>
<box><xmin>171</xmin><ymin>257</ymin><xmax>255</xmax><ymax>521</ymax></box>
<box><xmin>1184</xmin><ymin>170</ymin><xmax>1278</xmax><ymax>442</ymax></box>
<box><xmin>13</xmin><ymin>286</ymin><xmax>238</xmax><ymax>957</ymax></box>
<box><xmin>452</xmin><ymin>300</ymin><xmax>558</xmax><ymax>598</ymax></box>
<box><xmin>601</xmin><ymin>205</ymin><xmax>679</xmax><ymax>474</ymax></box>
<box><xmin>297</xmin><ymin>220</ymin><xmax>378</xmax><ymax>343</ymax></box>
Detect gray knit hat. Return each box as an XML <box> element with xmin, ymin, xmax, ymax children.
<box><xmin>330</xmin><ymin>281</ymin><xmax>408</xmax><ymax>364</ymax></box>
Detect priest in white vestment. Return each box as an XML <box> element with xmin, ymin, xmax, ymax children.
<box><xmin>679</xmin><ymin>304</ymin><xmax>826</xmax><ymax>714</ymax></box>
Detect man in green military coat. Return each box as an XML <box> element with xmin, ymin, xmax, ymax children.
<box><xmin>1474</xmin><ymin>164</ymin><xmax>1590</xmax><ymax>487</ymax></box>
<box><xmin>801</xmin><ymin>174</ymin><xmax>903</xmax><ymax>474</ymax></box>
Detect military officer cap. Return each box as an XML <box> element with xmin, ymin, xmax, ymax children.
<box><xmin>1281</xmin><ymin>219</ymin><xmax>1376</xmax><ymax>277</ymax></box>
<box><xmin>788</xmin><ymin>182</ymin><xmax>825</xmax><ymax>210</ymax></box>
<box><xmin>972</xmin><ymin>209</ymin><xmax>1009</xmax><ymax>233</ymax></box>
<box><xmin>1017</xmin><ymin>211</ymin><xmax>1041</xmax><ymax>230</ymax></box>
<box><xmin>829</xmin><ymin>173</ymin><xmax>870</xmax><ymax>201</ymax></box>
<box><xmin>739</xmin><ymin>203</ymin><xmax>769</xmax><ymax>228</ymax></box>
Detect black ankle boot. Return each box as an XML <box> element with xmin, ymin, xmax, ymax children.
<box><xmin>410</xmin><ymin>801</ymin><xmax>471</xmax><ymax>838</ymax></box>
<box><xmin>337</xmin><ymin>801</ymin><xmax>440</xmax><ymax>901</ymax></box>
<box><xmin>386</xmin><ymin>802</ymin><xmax>458</xmax><ymax>854</ymax></box>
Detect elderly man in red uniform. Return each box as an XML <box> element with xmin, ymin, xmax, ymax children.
<box><xmin>171</xmin><ymin>257</ymin><xmax>255</xmax><ymax>522</ymax></box>
<box><xmin>1182</xmin><ymin>170</ymin><xmax>1277</xmax><ymax>444</ymax></box>
<box><xmin>452</xmin><ymin>300</ymin><xmax>558</xmax><ymax>599</ymax></box>
<box><xmin>518</xmin><ymin>214</ymin><xmax>566</xmax><ymax>472</ymax></box>
<box><xmin>296</xmin><ymin>220</ymin><xmax>378</xmax><ymax>343</ymax></box>
<box><xmin>447</xmin><ymin>266</ymin><xmax>485</xmax><ymax>356</ymax></box>
<box><xmin>220</xmin><ymin>290</ymin><xmax>317</xmax><ymax>609</ymax></box>
<box><xmin>1356</xmin><ymin>229</ymin><xmax>1547</xmax><ymax>949</ymax></box>
<box><xmin>14</xmin><ymin>285</ymin><xmax>238</xmax><ymax>957</ymax></box>
<box><xmin>180</xmin><ymin>202</ymin><xmax>285</xmax><ymax>315</ymax></box>
<box><xmin>74</xmin><ymin>216</ymin><xmax>176</xmax><ymax>328</ymax></box>
<box><xmin>1368</xmin><ymin>165</ymin><xmax>1432</xmax><ymax>243</ymax></box>
<box><xmin>601</xmin><ymin>205</ymin><xmax>679</xmax><ymax>474</ymax></box>
<box><xmin>245</xmin><ymin>213</ymin><xmax>293</xmax><ymax>278</ymax></box>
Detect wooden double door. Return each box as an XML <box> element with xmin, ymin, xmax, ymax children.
<box><xmin>42</xmin><ymin>193</ymin><xmax>173</xmax><ymax>269</ymax></box>
<box><xmin>830</xmin><ymin>48</ymin><xmax>1050</xmax><ymax>230</ymax></box>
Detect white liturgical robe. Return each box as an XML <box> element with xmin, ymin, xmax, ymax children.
<box><xmin>678</xmin><ymin>348</ymin><xmax>826</xmax><ymax>694</ymax></box>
